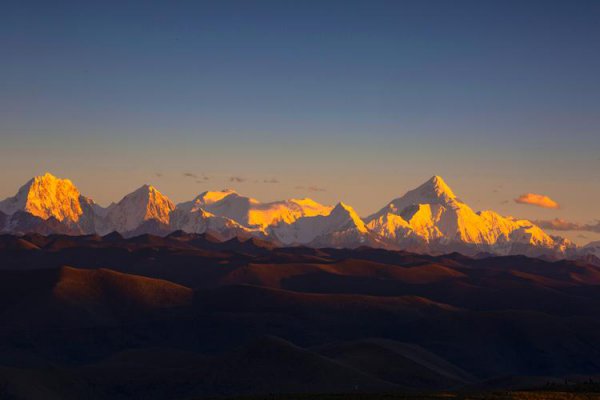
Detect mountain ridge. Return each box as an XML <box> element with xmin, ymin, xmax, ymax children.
<box><xmin>103</xmin><ymin>184</ymin><xmax>176</xmax><ymax>235</ymax></box>
<box><xmin>0</xmin><ymin>173</ymin><xmax>584</xmax><ymax>259</ymax></box>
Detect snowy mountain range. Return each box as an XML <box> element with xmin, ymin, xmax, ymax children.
<box><xmin>0</xmin><ymin>172</ymin><xmax>588</xmax><ymax>259</ymax></box>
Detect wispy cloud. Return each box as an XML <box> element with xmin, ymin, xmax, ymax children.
<box><xmin>184</xmin><ymin>172</ymin><xmax>210</xmax><ymax>182</ymax></box>
<box><xmin>514</xmin><ymin>193</ymin><xmax>560</xmax><ymax>209</ymax></box>
<box><xmin>534</xmin><ymin>218</ymin><xmax>600</xmax><ymax>233</ymax></box>
<box><xmin>534</xmin><ymin>218</ymin><xmax>582</xmax><ymax>231</ymax></box>
<box><xmin>230</xmin><ymin>176</ymin><xmax>246</xmax><ymax>183</ymax></box>
<box><xmin>263</xmin><ymin>178</ymin><xmax>279</xmax><ymax>184</ymax></box>
<box><xmin>296</xmin><ymin>185</ymin><xmax>326</xmax><ymax>192</ymax></box>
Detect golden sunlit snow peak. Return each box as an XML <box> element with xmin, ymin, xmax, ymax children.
<box><xmin>104</xmin><ymin>184</ymin><xmax>176</xmax><ymax>233</ymax></box>
<box><xmin>427</xmin><ymin>175</ymin><xmax>456</xmax><ymax>199</ymax></box>
<box><xmin>0</xmin><ymin>173</ymin><xmax>575</xmax><ymax>257</ymax></box>
<box><xmin>365</xmin><ymin>176</ymin><xmax>561</xmax><ymax>254</ymax></box>
<box><xmin>1</xmin><ymin>172</ymin><xmax>86</xmax><ymax>223</ymax></box>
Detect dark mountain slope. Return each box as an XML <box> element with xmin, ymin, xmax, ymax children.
<box><xmin>0</xmin><ymin>234</ymin><xmax>600</xmax><ymax>397</ymax></box>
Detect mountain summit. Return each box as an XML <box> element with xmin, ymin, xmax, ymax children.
<box><xmin>370</xmin><ymin>176</ymin><xmax>458</xmax><ymax>221</ymax></box>
<box><xmin>0</xmin><ymin>173</ymin><xmax>99</xmax><ymax>234</ymax></box>
<box><xmin>0</xmin><ymin>173</ymin><xmax>88</xmax><ymax>223</ymax></box>
<box><xmin>0</xmin><ymin>173</ymin><xmax>577</xmax><ymax>258</ymax></box>
<box><xmin>271</xmin><ymin>201</ymin><xmax>369</xmax><ymax>246</ymax></box>
<box><xmin>178</xmin><ymin>191</ymin><xmax>332</xmax><ymax>230</ymax></box>
<box><xmin>418</xmin><ymin>175</ymin><xmax>457</xmax><ymax>202</ymax></box>
<box><xmin>104</xmin><ymin>185</ymin><xmax>175</xmax><ymax>234</ymax></box>
<box><xmin>366</xmin><ymin>176</ymin><xmax>571</xmax><ymax>257</ymax></box>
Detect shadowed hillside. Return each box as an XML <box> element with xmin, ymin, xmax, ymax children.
<box><xmin>1</xmin><ymin>233</ymin><xmax>600</xmax><ymax>399</ymax></box>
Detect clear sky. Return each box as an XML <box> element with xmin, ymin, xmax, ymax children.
<box><xmin>1</xmin><ymin>0</ymin><xmax>599</xmax><ymax>244</ymax></box>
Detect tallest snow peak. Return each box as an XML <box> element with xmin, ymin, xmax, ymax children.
<box><xmin>419</xmin><ymin>175</ymin><xmax>457</xmax><ymax>201</ymax></box>
<box><xmin>390</xmin><ymin>175</ymin><xmax>458</xmax><ymax>209</ymax></box>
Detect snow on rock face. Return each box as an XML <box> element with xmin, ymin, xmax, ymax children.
<box><xmin>0</xmin><ymin>173</ymin><xmax>88</xmax><ymax>223</ymax></box>
<box><xmin>0</xmin><ymin>173</ymin><xmax>104</xmax><ymax>236</ymax></box>
<box><xmin>327</xmin><ymin>202</ymin><xmax>368</xmax><ymax>233</ymax></box>
<box><xmin>379</xmin><ymin>176</ymin><xmax>458</xmax><ymax>214</ymax></box>
<box><xmin>271</xmin><ymin>202</ymin><xmax>368</xmax><ymax>245</ymax></box>
<box><xmin>177</xmin><ymin>190</ymin><xmax>333</xmax><ymax>230</ymax></box>
<box><xmin>366</xmin><ymin>176</ymin><xmax>570</xmax><ymax>256</ymax></box>
<box><xmin>246</xmin><ymin>199</ymin><xmax>332</xmax><ymax>228</ymax></box>
<box><xmin>169</xmin><ymin>206</ymin><xmax>255</xmax><ymax>240</ymax></box>
<box><xmin>0</xmin><ymin>173</ymin><xmax>577</xmax><ymax>258</ymax></box>
<box><xmin>582</xmin><ymin>241</ymin><xmax>600</xmax><ymax>258</ymax></box>
<box><xmin>104</xmin><ymin>185</ymin><xmax>175</xmax><ymax>234</ymax></box>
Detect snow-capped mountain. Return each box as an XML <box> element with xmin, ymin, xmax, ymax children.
<box><xmin>102</xmin><ymin>185</ymin><xmax>176</xmax><ymax>235</ymax></box>
<box><xmin>578</xmin><ymin>242</ymin><xmax>600</xmax><ymax>266</ymax></box>
<box><xmin>365</xmin><ymin>176</ymin><xmax>573</xmax><ymax>257</ymax></box>
<box><xmin>0</xmin><ymin>173</ymin><xmax>99</xmax><ymax>234</ymax></box>
<box><xmin>171</xmin><ymin>209</ymin><xmax>253</xmax><ymax>240</ymax></box>
<box><xmin>0</xmin><ymin>173</ymin><xmax>581</xmax><ymax>258</ymax></box>
<box><xmin>581</xmin><ymin>241</ymin><xmax>600</xmax><ymax>258</ymax></box>
<box><xmin>169</xmin><ymin>196</ymin><xmax>256</xmax><ymax>240</ymax></box>
<box><xmin>177</xmin><ymin>189</ymin><xmax>332</xmax><ymax>230</ymax></box>
<box><xmin>271</xmin><ymin>202</ymin><xmax>380</xmax><ymax>248</ymax></box>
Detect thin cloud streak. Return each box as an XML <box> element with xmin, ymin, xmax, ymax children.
<box><xmin>296</xmin><ymin>185</ymin><xmax>327</xmax><ymax>192</ymax></box>
<box><xmin>534</xmin><ymin>218</ymin><xmax>600</xmax><ymax>233</ymax></box>
<box><xmin>184</xmin><ymin>172</ymin><xmax>210</xmax><ymax>181</ymax></box>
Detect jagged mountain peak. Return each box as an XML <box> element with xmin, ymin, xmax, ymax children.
<box><xmin>0</xmin><ymin>173</ymin><xmax>575</xmax><ymax>258</ymax></box>
<box><xmin>367</xmin><ymin>176</ymin><xmax>459</xmax><ymax>221</ymax></box>
<box><xmin>413</xmin><ymin>175</ymin><xmax>457</xmax><ymax>202</ymax></box>
<box><xmin>132</xmin><ymin>183</ymin><xmax>160</xmax><ymax>194</ymax></box>
<box><xmin>34</xmin><ymin>171</ymin><xmax>60</xmax><ymax>182</ymax></box>
<box><xmin>179</xmin><ymin>190</ymin><xmax>331</xmax><ymax>230</ymax></box>
<box><xmin>331</xmin><ymin>201</ymin><xmax>354</xmax><ymax>214</ymax></box>
<box><xmin>28</xmin><ymin>172</ymin><xmax>81</xmax><ymax>197</ymax></box>
<box><xmin>327</xmin><ymin>202</ymin><xmax>367</xmax><ymax>233</ymax></box>
<box><xmin>29</xmin><ymin>172</ymin><xmax>79</xmax><ymax>194</ymax></box>
<box><xmin>120</xmin><ymin>184</ymin><xmax>173</xmax><ymax>206</ymax></box>
<box><xmin>105</xmin><ymin>184</ymin><xmax>175</xmax><ymax>234</ymax></box>
<box><xmin>366</xmin><ymin>177</ymin><xmax>452</xmax><ymax>221</ymax></box>
<box><xmin>0</xmin><ymin>172</ymin><xmax>87</xmax><ymax>223</ymax></box>
<box><xmin>270</xmin><ymin>200</ymin><xmax>369</xmax><ymax>246</ymax></box>
<box><xmin>364</xmin><ymin>176</ymin><xmax>572</xmax><ymax>257</ymax></box>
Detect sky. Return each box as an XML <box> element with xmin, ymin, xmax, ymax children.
<box><xmin>1</xmin><ymin>0</ymin><xmax>599</xmax><ymax>244</ymax></box>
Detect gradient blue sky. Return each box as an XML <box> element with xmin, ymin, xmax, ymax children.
<box><xmin>1</xmin><ymin>0</ymin><xmax>599</xmax><ymax>243</ymax></box>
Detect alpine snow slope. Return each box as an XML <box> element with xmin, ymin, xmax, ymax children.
<box><xmin>0</xmin><ymin>172</ymin><xmax>587</xmax><ymax>258</ymax></box>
